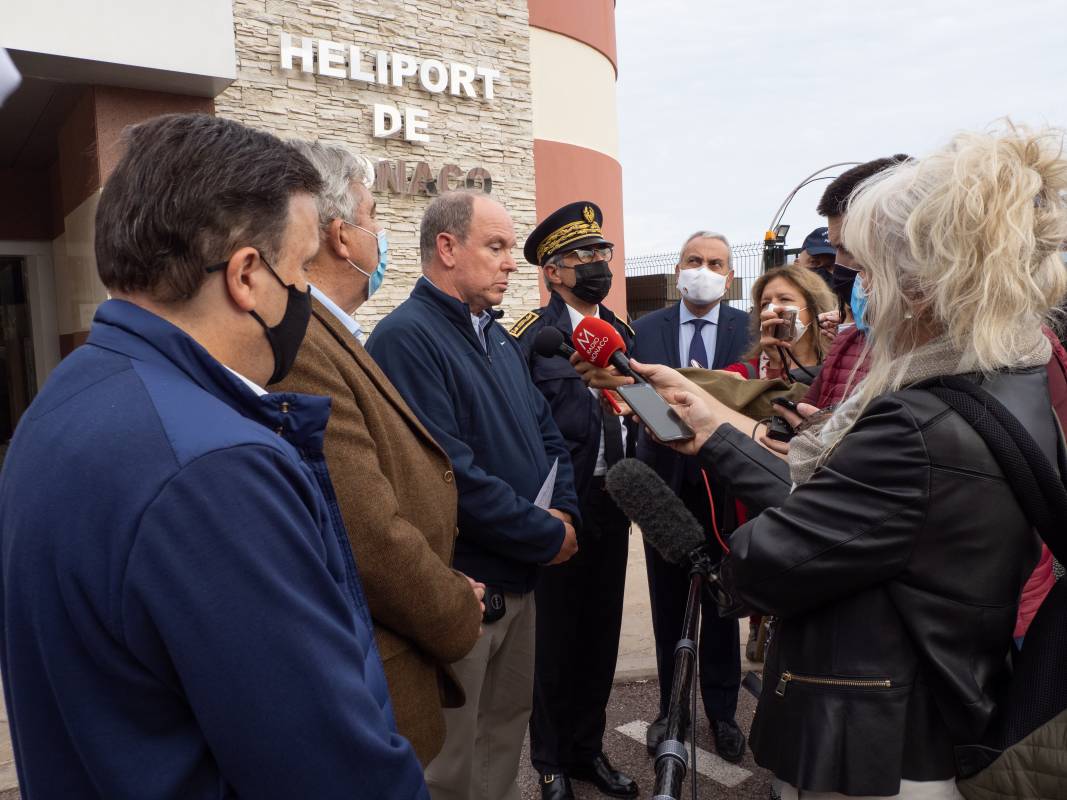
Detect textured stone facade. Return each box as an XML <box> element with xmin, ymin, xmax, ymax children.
<box><xmin>217</xmin><ymin>0</ymin><xmax>539</xmax><ymax>331</ymax></box>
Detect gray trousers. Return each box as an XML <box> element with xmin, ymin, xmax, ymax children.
<box><xmin>425</xmin><ymin>591</ymin><xmax>536</xmax><ymax>800</ymax></box>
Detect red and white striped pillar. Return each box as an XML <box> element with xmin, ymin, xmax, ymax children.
<box><xmin>527</xmin><ymin>0</ymin><xmax>626</xmax><ymax>316</ymax></box>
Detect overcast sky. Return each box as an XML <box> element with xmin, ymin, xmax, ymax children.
<box><xmin>615</xmin><ymin>0</ymin><xmax>1067</xmax><ymax>257</ymax></box>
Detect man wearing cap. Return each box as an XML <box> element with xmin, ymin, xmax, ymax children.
<box><xmin>794</xmin><ymin>226</ymin><xmax>836</xmax><ymax>287</ymax></box>
<box><xmin>510</xmin><ymin>202</ymin><xmax>638</xmax><ymax>800</ymax></box>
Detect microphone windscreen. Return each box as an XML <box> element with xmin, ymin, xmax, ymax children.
<box><xmin>533</xmin><ymin>326</ymin><xmax>574</xmax><ymax>358</ymax></box>
<box><xmin>605</xmin><ymin>458</ymin><xmax>706</xmax><ymax>565</ymax></box>
<box><xmin>572</xmin><ymin>317</ymin><xmax>626</xmax><ymax>368</ymax></box>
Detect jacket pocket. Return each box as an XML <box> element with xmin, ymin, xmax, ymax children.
<box><xmin>775</xmin><ymin>670</ymin><xmax>892</xmax><ymax>697</ymax></box>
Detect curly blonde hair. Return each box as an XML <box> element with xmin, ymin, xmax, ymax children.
<box><xmin>843</xmin><ymin>123</ymin><xmax>1067</xmax><ymax>407</ymax></box>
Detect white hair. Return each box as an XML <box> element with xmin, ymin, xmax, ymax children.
<box><xmin>287</xmin><ymin>140</ymin><xmax>374</xmax><ymax>228</ymax></box>
<box><xmin>679</xmin><ymin>230</ymin><xmax>732</xmax><ymax>269</ymax></box>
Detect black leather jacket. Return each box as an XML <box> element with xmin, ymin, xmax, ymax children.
<box><xmin>700</xmin><ymin>368</ymin><xmax>1054</xmax><ymax>796</ymax></box>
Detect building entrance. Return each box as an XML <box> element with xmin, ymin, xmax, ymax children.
<box><xmin>0</xmin><ymin>256</ymin><xmax>36</xmax><ymax>456</ymax></box>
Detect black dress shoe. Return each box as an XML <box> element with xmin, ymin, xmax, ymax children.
<box><xmin>540</xmin><ymin>772</ymin><xmax>575</xmax><ymax>800</ymax></box>
<box><xmin>645</xmin><ymin>715</ymin><xmax>668</xmax><ymax>755</ymax></box>
<box><xmin>645</xmin><ymin>715</ymin><xmax>692</xmax><ymax>756</ymax></box>
<box><xmin>569</xmin><ymin>752</ymin><xmax>639</xmax><ymax>798</ymax></box>
<box><xmin>712</xmin><ymin>719</ymin><xmax>746</xmax><ymax>763</ymax></box>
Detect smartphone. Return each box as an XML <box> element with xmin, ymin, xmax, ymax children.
<box><xmin>616</xmin><ymin>383</ymin><xmax>694</xmax><ymax>442</ymax></box>
<box><xmin>771</xmin><ymin>306</ymin><xmax>799</xmax><ymax>341</ymax></box>
<box><xmin>766</xmin><ymin>416</ymin><xmax>796</xmax><ymax>442</ymax></box>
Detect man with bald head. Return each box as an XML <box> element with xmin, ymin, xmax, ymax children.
<box><xmin>368</xmin><ymin>189</ymin><xmax>580</xmax><ymax>800</ymax></box>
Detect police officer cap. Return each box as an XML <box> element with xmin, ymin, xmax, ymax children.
<box><xmin>524</xmin><ymin>201</ymin><xmax>614</xmax><ymax>266</ymax></box>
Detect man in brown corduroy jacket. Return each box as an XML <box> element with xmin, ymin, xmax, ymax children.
<box><xmin>275</xmin><ymin>141</ymin><xmax>483</xmax><ymax>765</ymax></box>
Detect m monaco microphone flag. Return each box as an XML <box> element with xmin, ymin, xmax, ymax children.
<box><xmin>571</xmin><ymin>316</ymin><xmax>643</xmax><ymax>381</ymax></box>
<box><xmin>605</xmin><ymin>458</ymin><xmax>705</xmax><ymax>565</ymax></box>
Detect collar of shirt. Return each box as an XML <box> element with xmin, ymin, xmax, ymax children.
<box><xmin>310</xmin><ymin>284</ymin><xmax>364</xmax><ymax>343</ymax></box>
<box><xmin>565</xmin><ymin>302</ymin><xmax>599</xmax><ymax>332</ymax></box>
<box><xmin>224</xmin><ymin>365</ymin><xmax>268</xmax><ymax>397</ymax></box>
<box><xmin>470</xmin><ymin>309</ymin><xmax>492</xmax><ymax>347</ymax></box>
<box><xmin>678</xmin><ymin>300</ymin><xmax>721</xmax><ymax>327</ymax></box>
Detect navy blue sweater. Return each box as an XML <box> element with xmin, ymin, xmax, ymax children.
<box><xmin>368</xmin><ymin>278</ymin><xmax>580</xmax><ymax>593</ymax></box>
<box><xmin>0</xmin><ymin>300</ymin><xmax>426</xmax><ymax>799</ymax></box>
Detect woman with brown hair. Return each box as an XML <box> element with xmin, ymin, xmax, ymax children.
<box><xmin>723</xmin><ymin>264</ymin><xmax>837</xmax><ymax>381</ymax></box>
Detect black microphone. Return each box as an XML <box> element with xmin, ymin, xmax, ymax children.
<box><xmin>606</xmin><ymin>458</ymin><xmax>747</xmax><ymax>617</ymax></box>
<box><xmin>532</xmin><ymin>326</ymin><xmax>575</xmax><ymax>359</ymax></box>
<box><xmin>605</xmin><ymin>458</ymin><xmax>704</xmax><ymax>565</ymax></box>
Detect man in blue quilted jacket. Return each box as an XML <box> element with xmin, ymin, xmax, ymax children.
<box><xmin>0</xmin><ymin>114</ymin><xmax>426</xmax><ymax>799</ymax></box>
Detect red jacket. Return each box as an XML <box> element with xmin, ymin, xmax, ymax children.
<box><xmin>802</xmin><ymin>327</ymin><xmax>869</xmax><ymax>408</ymax></box>
<box><xmin>1015</xmin><ymin>329</ymin><xmax>1067</xmax><ymax>638</ymax></box>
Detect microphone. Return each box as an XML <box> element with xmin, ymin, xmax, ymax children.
<box><xmin>605</xmin><ymin>458</ymin><xmax>704</xmax><ymax>565</ymax></box>
<box><xmin>606</xmin><ymin>458</ymin><xmax>747</xmax><ymax>617</ymax></box>
<box><xmin>572</xmin><ymin>317</ymin><xmax>644</xmax><ymax>382</ymax></box>
<box><xmin>532</xmin><ymin>326</ymin><xmax>575</xmax><ymax>359</ymax></box>
<box><xmin>535</xmin><ymin>325</ymin><xmax>624</xmax><ymax>415</ymax></box>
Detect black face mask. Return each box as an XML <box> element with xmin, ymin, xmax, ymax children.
<box><xmin>830</xmin><ymin>264</ymin><xmax>858</xmax><ymax>306</ymax></box>
<box><xmin>206</xmin><ymin>256</ymin><xmax>312</xmax><ymax>386</ymax></box>
<box><xmin>570</xmin><ymin>260</ymin><xmax>613</xmax><ymax>305</ymax></box>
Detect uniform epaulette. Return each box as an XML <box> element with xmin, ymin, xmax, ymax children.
<box><xmin>618</xmin><ymin>318</ymin><xmax>636</xmax><ymax>338</ymax></box>
<box><xmin>508</xmin><ymin>310</ymin><xmax>540</xmax><ymax>338</ymax></box>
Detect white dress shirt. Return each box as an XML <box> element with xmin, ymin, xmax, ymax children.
<box><xmin>565</xmin><ymin>303</ymin><xmax>627</xmax><ymax>477</ymax></box>
<box><xmin>224</xmin><ymin>366</ymin><xmax>268</xmax><ymax>397</ymax></box>
<box><xmin>310</xmin><ymin>284</ymin><xmax>364</xmax><ymax>343</ymax></box>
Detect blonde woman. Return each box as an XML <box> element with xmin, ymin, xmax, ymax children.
<box><xmin>723</xmin><ymin>265</ymin><xmax>837</xmax><ymax>380</ymax></box>
<box><xmin>633</xmin><ymin>126</ymin><xmax>1067</xmax><ymax>799</ymax></box>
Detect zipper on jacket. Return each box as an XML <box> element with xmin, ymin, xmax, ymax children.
<box><xmin>775</xmin><ymin>671</ymin><xmax>891</xmax><ymax>697</ymax></box>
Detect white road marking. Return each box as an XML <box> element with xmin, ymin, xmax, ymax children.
<box><xmin>614</xmin><ymin>719</ymin><xmax>753</xmax><ymax>788</ymax></box>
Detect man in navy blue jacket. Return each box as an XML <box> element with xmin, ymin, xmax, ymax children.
<box><xmin>0</xmin><ymin>114</ymin><xmax>426</xmax><ymax>799</ymax></box>
<box><xmin>631</xmin><ymin>231</ymin><xmax>752</xmax><ymax>763</ymax></box>
<box><xmin>368</xmin><ymin>189</ymin><xmax>580</xmax><ymax>800</ymax></box>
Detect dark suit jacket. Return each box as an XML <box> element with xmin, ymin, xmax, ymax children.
<box><xmin>511</xmin><ymin>291</ymin><xmax>636</xmax><ymax>500</ymax></box>
<box><xmin>275</xmin><ymin>299</ymin><xmax>482</xmax><ymax>766</ymax></box>
<box><xmin>631</xmin><ymin>301</ymin><xmax>752</xmax><ymax>491</ymax></box>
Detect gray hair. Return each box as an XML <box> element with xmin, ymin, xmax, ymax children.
<box><xmin>679</xmin><ymin>230</ymin><xmax>732</xmax><ymax>269</ymax></box>
<box><xmin>287</xmin><ymin>140</ymin><xmax>373</xmax><ymax>229</ymax></box>
<box><xmin>419</xmin><ymin>189</ymin><xmax>486</xmax><ymax>266</ymax></box>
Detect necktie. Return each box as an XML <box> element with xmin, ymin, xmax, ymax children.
<box><xmin>687</xmin><ymin>318</ymin><xmax>710</xmax><ymax>369</ymax></box>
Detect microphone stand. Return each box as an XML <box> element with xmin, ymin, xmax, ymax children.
<box><xmin>652</xmin><ymin>550</ymin><xmax>716</xmax><ymax>800</ymax></box>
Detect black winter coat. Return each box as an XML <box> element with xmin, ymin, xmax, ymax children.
<box><xmin>701</xmin><ymin>367</ymin><xmax>1054</xmax><ymax>795</ymax></box>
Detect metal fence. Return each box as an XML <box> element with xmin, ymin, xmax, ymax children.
<box><xmin>623</xmin><ymin>241</ymin><xmax>770</xmax><ymax>320</ymax></box>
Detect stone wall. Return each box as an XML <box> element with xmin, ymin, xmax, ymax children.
<box><xmin>217</xmin><ymin>0</ymin><xmax>540</xmax><ymax>331</ymax></box>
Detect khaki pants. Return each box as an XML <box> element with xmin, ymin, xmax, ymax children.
<box><xmin>426</xmin><ymin>591</ymin><xmax>536</xmax><ymax>800</ymax></box>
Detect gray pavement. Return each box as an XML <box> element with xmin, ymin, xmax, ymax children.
<box><xmin>516</xmin><ymin>529</ymin><xmax>774</xmax><ymax>799</ymax></box>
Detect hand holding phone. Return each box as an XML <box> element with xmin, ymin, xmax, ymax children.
<box><xmin>616</xmin><ymin>383</ymin><xmax>694</xmax><ymax>443</ymax></box>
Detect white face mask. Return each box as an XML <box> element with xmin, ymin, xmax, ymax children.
<box><xmin>677</xmin><ymin>267</ymin><xmax>728</xmax><ymax>305</ymax></box>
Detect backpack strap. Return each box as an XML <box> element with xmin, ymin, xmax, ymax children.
<box><xmin>914</xmin><ymin>375</ymin><xmax>1067</xmax><ymax>565</ymax></box>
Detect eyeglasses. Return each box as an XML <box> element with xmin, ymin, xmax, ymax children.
<box><xmin>555</xmin><ymin>246</ymin><xmax>614</xmax><ymax>266</ymax></box>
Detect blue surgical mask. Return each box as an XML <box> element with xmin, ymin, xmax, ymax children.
<box><xmin>343</xmin><ymin>222</ymin><xmax>389</xmax><ymax>300</ymax></box>
<box><xmin>851</xmin><ymin>275</ymin><xmax>869</xmax><ymax>333</ymax></box>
